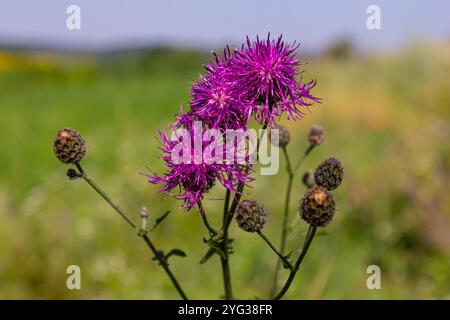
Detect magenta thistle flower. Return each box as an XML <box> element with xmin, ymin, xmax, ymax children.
<box><xmin>189</xmin><ymin>49</ymin><xmax>249</xmax><ymax>130</ymax></box>
<box><xmin>229</xmin><ymin>34</ymin><xmax>320</xmax><ymax>126</ymax></box>
<box><xmin>144</xmin><ymin>128</ymin><xmax>251</xmax><ymax>210</ymax></box>
<box><xmin>173</xmin><ymin>105</ymin><xmax>195</xmax><ymax>129</ymax></box>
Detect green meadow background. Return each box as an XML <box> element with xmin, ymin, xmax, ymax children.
<box><xmin>0</xmin><ymin>41</ymin><xmax>449</xmax><ymax>299</ymax></box>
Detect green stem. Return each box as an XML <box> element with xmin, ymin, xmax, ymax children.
<box><xmin>294</xmin><ymin>144</ymin><xmax>315</xmax><ymax>172</ymax></box>
<box><xmin>272</xmin><ymin>226</ymin><xmax>317</xmax><ymax>300</ymax></box>
<box><xmin>141</xmin><ymin>234</ymin><xmax>188</xmax><ymax>300</ymax></box>
<box><xmin>73</xmin><ymin>163</ymin><xmax>188</xmax><ymax>300</ymax></box>
<box><xmin>258</xmin><ymin>231</ymin><xmax>293</xmax><ymax>272</ymax></box>
<box><xmin>270</xmin><ymin>146</ymin><xmax>294</xmax><ymax>295</ymax></box>
<box><xmin>220</xmin><ymin>189</ymin><xmax>233</xmax><ymax>300</ymax></box>
<box><xmin>218</xmin><ymin>121</ymin><xmax>268</xmax><ymax>299</ymax></box>
<box><xmin>270</xmin><ymin>144</ymin><xmax>316</xmax><ymax>296</ymax></box>
<box><xmin>76</xmin><ymin>163</ymin><xmax>136</xmax><ymax>229</ymax></box>
<box><xmin>198</xmin><ymin>202</ymin><xmax>218</xmax><ymax>236</ymax></box>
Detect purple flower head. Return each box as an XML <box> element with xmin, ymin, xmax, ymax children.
<box><xmin>189</xmin><ymin>48</ymin><xmax>249</xmax><ymax>130</ymax></box>
<box><xmin>173</xmin><ymin>105</ymin><xmax>195</xmax><ymax>129</ymax></box>
<box><xmin>229</xmin><ymin>34</ymin><xmax>320</xmax><ymax>126</ymax></box>
<box><xmin>145</xmin><ymin>126</ymin><xmax>252</xmax><ymax>210</ymax></box>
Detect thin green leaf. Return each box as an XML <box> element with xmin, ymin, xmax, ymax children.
<box><xmin>199</xmin><ymin>248</ymin><xmax>216</xmax><ymax>264</ymax></box>
<box><xmin>150</xmin><ymin>210</ymin><xmax>171</xmax><ymax>231</ymax></box>
<box><xmin>165</xmin><ymin>248</ymin><xmax>187</xmax><ymax>260</ymax></box>
<box><xmin>210</xmin><ymin>245</ymin><xmax>226</xmax><ymax>259</ymax></box>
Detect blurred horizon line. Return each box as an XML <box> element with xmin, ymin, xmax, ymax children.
<box><xmin>1</xmin><ymin>35</ymin><xmax>448</xmax><ymax>56</ymax></box>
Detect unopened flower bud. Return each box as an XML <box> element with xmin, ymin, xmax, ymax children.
<box><xmin>308</xmin><ymin>124</ymin><xmax>325</xmax><ymax>146</ymax></box>
<box><xmin>66</xmin><ymin>168</ymin><xmax>79</xmax><ymax>180</ymax></box>
<box><xmin>140</xmin><ymin>206</ymin><xmax>149</xmax><ymax>218</ymax></box>
<box><xmin>302</xmin><ymin>170</ymin><xmax>315</xmax><ymax>189</ymax></box>
<box><xmin>235</xmin><ymin>200</ymin><xmax>268</xmax><ymax>233</ymax></box>
<box><xmin>271</xmin><ymin>125</ymin><xmax>290</xmax><ymax>148</ymax></box>
<box><xmin>53</xmin><ymin>128</ymin><xmax>86</xmax><ymax>164</ymax></box>
<box><xmin>300</xmin><ymin>186</ymin><xmax>336</xmax><ymax>227</ymax></box>
<box><xmin>314</xmin><ymin>157</ymin><xmax>344</xmax><ymax>191</ymax></box>
<box><xmin>140</xmin><ymin>206</ymin><xmax>149</xmax><ymax>230</ymax></box>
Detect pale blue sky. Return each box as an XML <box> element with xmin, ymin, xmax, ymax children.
<box><xmin>0</xmin><ymin>0</ymin><xmax>449</xmax><ymax>51</ymax></box>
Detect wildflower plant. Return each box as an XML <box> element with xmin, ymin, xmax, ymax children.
<box><xmin>54</xmin><ymin>34</ymin><xmax>344</xmax><ymax>300</ymax></box>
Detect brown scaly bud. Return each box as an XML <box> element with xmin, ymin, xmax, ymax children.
<box><xmin>53</xmin><ymin>128</ymin><xmax>86</xmax><ymax>164</ymax></box>
<box><xmin>271</xmin><ymin>125</ymin><xmax>290</xmax><ymax>148</ymax></box>
<box><xmin>235</xmin><ymin>200</ymin><xmax>268</xmax><ymax>233</ymax></box>
<box><xmin>302</xmin><ymin>170</ymin><xmax>316</xmax><ymax>189</ymax></box>
<box><xmin>308</xmin><ymin>124</ymin><xmax>325</xmax><ymax>146</ymax></box>
<box><xmin>300</xmin><ymin>186</ymin><xmax>336</xmax><ymax>227</ymax></box>
<box><xmin>314</xmin><ymin>157</ymin><xmax>344</xmax><ymax>191</ymax></box>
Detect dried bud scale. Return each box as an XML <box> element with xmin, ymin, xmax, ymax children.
<box><xmin>300</xmin><ymin>186</ymin><xmax>336</xmax><ymax>227</ymax></box>
<box><xmin>53</xmin><ymin>128</ymin><xmax>86</xmax><ymax>164</ymax></box>
<box><xmin>235</xmin><ymin>200</ymin><xmax>268</xmax><ymax>233</ymax></box>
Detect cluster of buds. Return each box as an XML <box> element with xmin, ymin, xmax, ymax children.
<box><xmin>300</xmin><ymin>157</ymin><xmax>344</xmax><ymax>227</ymax></box>
<box><xmin>234</xmin><ymin>124</ymin><xmax>343</xmax><ymax>230</ymax></box>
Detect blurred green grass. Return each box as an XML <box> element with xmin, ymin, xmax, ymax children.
<box><xmin>0</xmin><ymin>43</ymin><xmax>449</xmax><ymax>299</ymax></box>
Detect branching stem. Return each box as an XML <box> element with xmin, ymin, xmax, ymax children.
<box><xmin>270</xmin><ymin>144</ymin><xmax>315</xmax><ymax>296</ymax></box>
<box><xmin>258</xmin><ymin>231</ymin><xmax>293</xmax><ymax>272</ymax></box>
<box><xmin>72</xmin><ymin>163</ymin><xmax>188</xmax><ymax>300</ymax></box>
<box><xmin>273</xmin><ymin>226</ymin><xmax>317</xmax><ymax>300</ymax></box>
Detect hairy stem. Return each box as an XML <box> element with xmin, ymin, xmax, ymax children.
<box><xmin>273</xmin><ymin>225</ymin><xmax>317</xmax><ymax>300</ymax></box>
<box><xmin>258</xmin><ymin>231</ymin><xmax>293</xmax><ymax>272</ymax></box>
<box><xmin>73</xmin><ymin>163</ymin><xmax>188</xmax><ymax>300</ymax></box>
